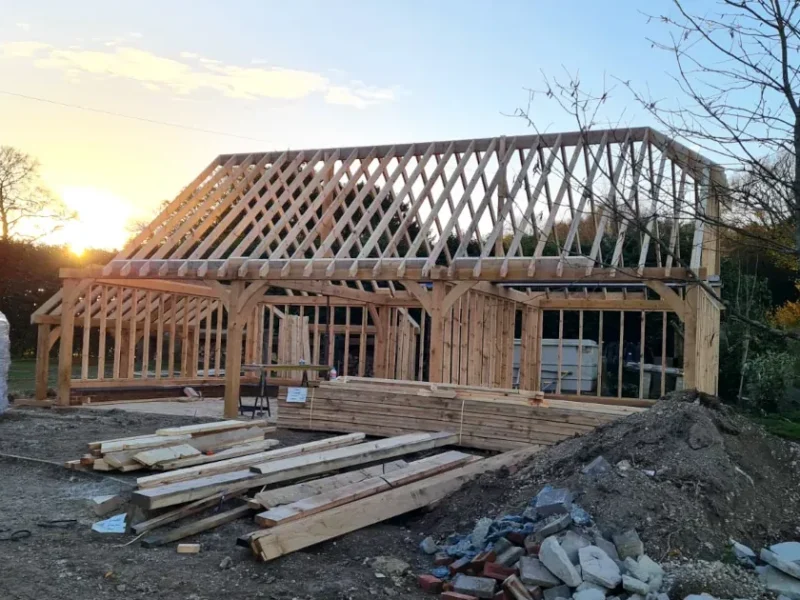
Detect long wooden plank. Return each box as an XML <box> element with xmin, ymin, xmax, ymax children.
<box><xmin>137</xmin><ymin>433</ymin><xmax>365</xmax><ymax>488</ymax></box>
<box><xmin>248</xmin><ymin>431</ymin><xmax>456</xmax><ymax>475</ymax></box>
<box><xmin>133</xmin><ymin>444</ymin><xmax>201</xmax><ymax>467</ymax></box>
<box><xmin>131</xmin><ymin>491</ymin><xmax>245</xmax><ymax>535</ymax></box>
<box><xmin>254</xmin><ymin>451</ymin><xmax>476</xmax><ymax>527</ymax></box>
<box><xmin>249</xmin><ymin>447</ymin><xmax>539</xmax><ymax>560</ymax></box>
<box><xmin>100</xmin><ymin>434</ymin><xmax>191</xmax><ymax>454</ymax></box>
<box><xmin>252</xmin><ymin>460</ymin><xmax>408</xmax><ymax>509</ymax></box>
<box><xmin>139</xmin><ymin>439</ymin><xmax>279</xmax><ymax>475</ymax></box>
<box><xmin>132</xmin><ymin>432</ymin><xmax>456</xmax><ymax>510</ymax></box>
<box><xmin>156</xmin><ymin>420</ymin><xmax>273</xmax><ymax>437</ymax></box>
<box><xmin>141</xmin><ymin>504</ymin><xmax>254</xmax><ymax>548</ymax></box>
<box><xmin>187</xmin><ymin>427</ymin><xmax>268</xmax><ymax>453</ymax></box>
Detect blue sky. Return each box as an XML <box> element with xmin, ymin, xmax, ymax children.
<box><xmin>0</xmin><ymin>0</ymin><xmax>689</xmax><ymax>250</ymax></box>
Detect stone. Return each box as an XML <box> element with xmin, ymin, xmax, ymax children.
<box><xmin>494</xmin><ymin>537</ymin><xmax>514</xmax><ymax>555</ymax></box>
<box><xmin>771</xmin><ymin>542</ymin><xmax>800</xmax><ymax>563</ymax></box>
<box><xmin>418</xmin><ymin>574</ymin><xmax>444</xmax><ymax>593</ymax></box>
<box><xmin>534</xmin><ymin>487</ymin><xmax>573</xmax><ymax>516</ymax></box>
<box><xmin>570</xmin><ymin>506</ymin><xmax>592</xmax><ymax>526</ymax></box>
<box><xmin>729</xmin><ymin>539</ymin><xmax>756</xmax><ymax>565</ymax></box>
<box><xmin>472</xmin><ymin>518</ymin><xmax>494</xmax><ymax>548</ymax></box>
<box><xmin>535</xmin><ymin>513</ymin><xmax>573</xmax><ymax>539</ymax></box>
<box><xmin>573</xmin><ymin>590</ymin><xmax>605</xmax><ymax>600</ymax></box>
<box><xmin>575</xmin><ymin>581</ymin><xmax>606</xmax><ymax>593</ymax></box>
<box><xmin>518</xmin><ymin>557</ymin><xmax>560</xmax><ymax>588</ymax></box>
<box><xmin>593</xmin><ymin>536</ymin><xmax>619</xmax><ymax>561</ymax></box>
<box><xmin>523</xmin><ymin>506</ymin><xmax>540</xmax><ymax>521</ymax></box>
<box><xmin>420</xmin><ymin>536</ymin><xmax>439</xmax><ymax>555</ymax></box>
<box><xmin>623</xmin><ymin>557</ymin><xmax>650</xmax><ymax>582</ymax></box>
<box><xmin>542</xmin><ymin>584</ymin><xmax>572</xmax><ymax>600</ymax></box>
<box><xmin>453</xmin><ymin>574</ymin><xmax>497</xmax><ymax>599</ymax></box>
<box><xmin>655</xmin><ymin>594</ymin><xmax>670</xmax><ymax>600</ymax></box>
<box><xmin>762</xmin><ymin>548</ymin><xmax>800</xmax><ymax>580</ymax></box>
<box><xmin>561</xmin><ymin>531</ymin><xmax>591</xmax><ymax>564</ymax></box>
<box><xmin>497</xmin><ymin>547</ymin><xmax>526</xmax><ymax>567</ymax></box>
<box><xmin>648</xmin><ymin>573</ymin><xmax>663</xmax><ymax>593</ymax></box>
<box><xmin>582</xmin><ymin>456</ymin><xmax>612</xmax><ymax>476</ymax></box>
<box><xmin>579</xmin><ymin>546</ymin><xmax>621</xmax><ymax>589</ymax></box>
<box><xmin>612</xmin><ymin>530</ymin><xmax>643</xmax><ymax>560</ymax></box>
<box><xmin>683</xmin><ymin>595</ymin><xmax>717</xmax><ymax>600</ymax></box>
<box><xmin>218</xmin><ymin>556</ymin><xmax>233</xmax><ymax>570</ymax></box>
<box><xmin>687</xmin><ymin>422</ymin><xmax>719</xmax><ymax>449</ymax></box>
<box><xmin>636</xmin><ymin>555</ymin><xmax>663</xmax><ymax>582</ymax></box>
<box><xmin>621</xmin><ymin>576</ymin><xmax>649</xmax><ymax>596</ymax></box>
<box><xmin>616</xmin><ymin>460</ymin><xmax>631</xmax><ymax>472</ymax></box>
<box><xmin>539</xmin><ymin>536</ymin><xmax>582</xmax><ymax>587</ymax></box>
<box><xmin>371</xmin><ymin>556</ymin><xmax>411</xmax><ymax>577</ymax></box>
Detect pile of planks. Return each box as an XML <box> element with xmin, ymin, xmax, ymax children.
<box><xmin>277</xmin><ymin>379</ymin><xmax>643</xmax><ymax>451</ymax></box>
<box><xmin>67</xmin><ymin>419</ymin><xmax>278</xmax><ymax>473</ymax></box>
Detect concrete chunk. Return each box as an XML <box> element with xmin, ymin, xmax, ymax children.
<box><xmin>519</xmin><ymin>556</ymin><xmax>560</xmax><ymax>588</ymax></box>
<box><xmin>420</xmin><ymin>536</ymin><xmax>439</xmax><ymax>555</ymax></box>
<box><xmin>497</xmin><ymin>546</ymin><xmax>526</xmax><ymax>567</ymax></box>
<box><xmin>612</xmin><ymin>530</ymin><xmax>643</xmax><ymax>560</ymax></box>
<box><xmin>623</xmin><ymin>557</ymin><xmax>650</xmax><ymax>582</ymax></box>
<box><xmin>575</xmin><ymin>581</ymin><xmax>606</xmax><ymax>593</ymax></box>
<box><xmin>453</xmin><ymin>574</ymin><xmax>497</xmax><ymax>599</ymax></box>
<box><xmin>535</xmin><ymin>513</ymin><xmax>572</xmax><ymax>539</ymax></box>
<box><xmin>472</xmin><ymin>518</ymin><xmax>494</xmax><ymax>548</ymax></box>
<box><xmin>542</xmin><ymin>584</ymin><xmax>571</xmax><ymax>600</ymax></box>
<box><xmin>493</xmin><ymin>537</ymin><xmax>514</xmax><ymax>555</ymax></box>
<box><xmin>637</xmin><ymin>555</ymin><xmax>663</xmax><ymax>581</ymax></box>
<box><xmin>621</xmin><ymin>575</ymin><xmax>649</xmax><ymax>596</ymax></box>
<box><xmin>593</xmin><ymin>536</ymin><xmax>619</xmax><ymax>561</ymax></box>
<box><xmin>560</xmin><ymin>531</ymin><xmax>591</xmax><ymax>564</ymax></box>
<box><xmin>771</xmin><ymin>542</ymin><xmax>800</xmax><ymax>563</ymax></box>
<box><xmin>579</xmin><ymin>546</ymin><xmax>621</xmax><ymax>589</ymax></box>
<box><xmin>539</xmin><ymin>536</ymin><xmax>582</xmax><ymax>587</ymax></box>
<box><xmin>573</xmin><ymin>590</ymin><xmax>605</xmax><ymax>600</ymax></box>
<box><xmin>534</xmin><ymin>487</ymin><xmax>573</xmax><ymax>516</ymax></box>
<box><xmin>581</xmin><ymin>455</ymin><xmax>612</xmax><ymax>476</ymax></box>
<box><xmin>762</xmin><ymin>548</ymin><xmax>800</xmax><ymax>580</ymax></box>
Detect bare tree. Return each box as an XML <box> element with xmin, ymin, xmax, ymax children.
<box><xmin>0</xmin><ymin>146</ymin><xmax>73</xmax><ymax>241</ymax></box>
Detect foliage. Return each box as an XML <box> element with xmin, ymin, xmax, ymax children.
<box><xmin>0</xmin><ymin>146</ymin><xmax>74</xmax><ymax>241</ymax></box>
<box><xmin>771</xmin><ymin>283</ymin><xmax>800</xmax><ymax>329</ymax></box>
<box><xmin>744</xmin><ymin>351</ymin><xmax>796</xmax><ymax>413</ymax></box>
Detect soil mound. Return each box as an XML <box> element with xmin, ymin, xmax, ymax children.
<box><xmin>417</xmin><ymin>390</ymin><xmax>800</xmax><ymax>560</ymax></box>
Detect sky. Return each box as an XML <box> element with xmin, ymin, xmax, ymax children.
<box><xmin>0</xmin><ymin>0</ymin><xmax>689</xmax><ymax>254</ymax></box>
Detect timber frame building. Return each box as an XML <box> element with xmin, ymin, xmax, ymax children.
<box><xmin>32</xmin><ymin>127</ymin><xmax>722</xmax><ymax>417</ymax></box>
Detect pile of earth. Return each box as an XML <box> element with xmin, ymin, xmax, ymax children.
<box><xmin>412</xmin><ymin>390</ymin><xmax>800</xmax><ymax>562</ymax></box>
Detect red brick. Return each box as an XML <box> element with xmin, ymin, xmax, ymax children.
<box><xmin>470</xmin><ymin>550</ymin><xmax>497</xmax><ymax>571</ymax></box>
<box><xmin>506</xmin><ymin>531</ymin><xmax>527</xmax><ymax>546</ymax></box>
<box><xmin>483</xmin><ymin>562</ymin><xmax>519</xmax><ymax>582</ymax></box>
<box><xmin>448</xmin><ymin>556</ymin><xmax>472</xmax><ymax>576</ymax></box>
<box><xmin>493</xmin><ymin>590</ymin><xmax>511</xmax><ymax>600</ymax></box>
<box><xmin>434</xmin><ymin>552</ymin><xmax>455</xmax><ymax>566</ymax></box>
<box><xmin>441</xmin><ymin>592</ymin><xmax>479</xmax><ymax>600</ymax></box>
<box><xmin>526</xmin><ymin>586</ymin><xmax>543</xmax><ymax>600</ymax></box>
<box><xmin>418</xmin><ymin>574</ymin><xmax>444</xmax><ymax>594</ymax></box>
<box><xmin>523</xmin><ymin>535</ymin><xmax>540</xmax><ymax>556</ymax></box>
<box><xmin>442</xmin><ymin>582</ymin><xmax>454</xmax><ymax>592</ymax></box>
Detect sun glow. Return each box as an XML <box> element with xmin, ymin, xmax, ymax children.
<box><xmin>60</xmin><ymin>186</ymin><xmax>132</xmax><ymax>254</ymax></box>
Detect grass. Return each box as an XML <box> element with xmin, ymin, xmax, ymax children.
<box><xmin>753</xmin><ymin>413</ymin><xmax>800</xmax><ymax>441</ymax></box>
<box><xmin>7</xmin><ymin>358</ymin><xmax>112</xmax><ymax>396</ymax></box>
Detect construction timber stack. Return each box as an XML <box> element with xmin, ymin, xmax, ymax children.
<box><xmin>277</xmin><ymin>378</ymin><xmax>644</xmax><ymax>452</ymax></box>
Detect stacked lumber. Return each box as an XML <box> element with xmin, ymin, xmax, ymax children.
<box><xmin>70</xmin><ymin>420</ymin><xmax>277</xmax><ymax>472</ymax></box>
<box><xmin>277</xmin><ymin>380</ymin><xmax>643</xmax><ymax>451</ymax></box>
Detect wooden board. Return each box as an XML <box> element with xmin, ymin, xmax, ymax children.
<box><xmin>156</xmin><ymin>420</ymin><xmax>274</xmax><ymax>437</ymax></box>
<box><xmin>187</xmin><ymin>427</ymin><xmax>268</xmax><ymax>453</ymax></box>
<box><xmin>249</xmin><ymin>447</ymin><xmax>539</xmax><ymax>560</ymax></box>
<box><xmin>133</xmin><ymin>444</ymin><xmax>201</xmax><ymax>467</ymax></box>
<box><xmin>141</xmin><ymin>504</ymin><xmax>254</xmax><ymax>547</ymax></box>
<box><xmin>137</xmin><ymin>433</ymin><xmax>365</xmax><ymax>488</ymax></box>
<box><xmin>100</xmin><ymin>434</ymin><xmax>191</xmax><ymax>454</ymax></box>
<box><xmin>144</xmin><ymin>439</ymin><xmax>279</xmax><ymax>471</ymax></box>
<box><xmin>132</xmin><ymin>432</ymin><xmax>456</xmax><ymax>510</ymax></box>
<box><xmin>131</xmin><ymin>491</ymin><xmax>245</xmax><ymax>535</ymax></box>
<box><xmin>254</xmin><ymin>450</ymin><xmax>476</xmax><ymax>526</ymax></box>
<box><xmin>251</xmin><ymin>460</ymin><xmax>408</xmax><ymax>509</ymax></box>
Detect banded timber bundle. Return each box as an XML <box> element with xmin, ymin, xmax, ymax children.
<box><xmin>277</xmin><ymin>379</ymin><xmax>644</xmax><ymax>451</ymax></box>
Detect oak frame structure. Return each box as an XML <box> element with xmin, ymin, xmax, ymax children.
<box><xmin>33</xmin><ymin>127</ymin><xmax>723</xmax><ymax>417</ymax></box>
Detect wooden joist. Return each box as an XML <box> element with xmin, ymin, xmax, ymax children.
<box><xmin>131</xmin><ymin>491</ymin><xmax>245</xmax><ymax>535</ymax></box>
<box><xmin>141</xmin><ymin>504</ymin><xmax>254</xmax><ymax>548</ymax></box>
<box><xmin>248</xmin><ymin>447</ymin><xmax>539</xmax><ymax>560</ymax></box>
<box><xmin>100</xmin><ymin>434</ymin><xmax>192</xmax><ymax>454</ymax></box>
<box><xmin>131</xmin><ymin>432</ymin><xmax>456</xmax><ymax>510</ymax></box>
<box><xmin>133</xmin><ymin>444</ymin><xmax>200</xmax><ymax>467</ymax></box>
<box><xmin>254</xmin><ymin>450</ymin><xmax>476</xmax><ymax>527</ymax></box>
<box><xmin>145</xmin><ymin>439</ymin><xmax>279</xmax><ymax>471</ymax></box>
<box><xmin>136</xmin><ymin>433</ymin><xmax>365</xmax><ymax>488</ymax></box>
<box><xmin>155</xmin><ymin>420</ymin><xmax>273</xmax><ymax>437</ymax></box>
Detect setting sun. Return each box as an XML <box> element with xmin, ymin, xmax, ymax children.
<box><xmin>59</xmin><ymin>186</ymin><xmax>132</xmax><ymax>254</ymax></box>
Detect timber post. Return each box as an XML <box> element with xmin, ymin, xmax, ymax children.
<box><xmin>682</xmin><ymin>285</ymin><xmax>699</xmax><ymax>390</ymax></box>
<box><xmin>57</xmin><ymin>279</ymin><xmax>78</xmax><ymax>406</ymax></box>
<box><xmin>35</xmin><ymin>323</ymin><xmax>51</xmax><ymax>400</ymax></box>
<box><xmin>223</xmin><ymin>281</ymin><xmax>246</xmax><ymax>419</ymax></box>
<box><xmin>427</xmin><ymin>282</ymin><xmax>446</xmax><ymax>383</ymax></box>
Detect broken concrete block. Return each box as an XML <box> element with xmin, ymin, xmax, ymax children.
<box><xmin>581</xmin><ymin>455</ymin><xmax>611</xmax><ymax>476</ymax></box>
<box><xmin>494</xmin><ymin>537</ymin><xmax>515</xmax><ymax>555</ymax></box>
<box><xmin>420</xmin><ymin>536</ymin><xmax>439</xmax><ymax>555</ymax></box>
<box><xmin>621</xmin><ymin>575</ymin><xmax>649</xmax><ymax>596</ymax></box>
<box><xmin>612</xmin><ymin>530</ymin><xmax>643</xmax><ymax>560</ymax></box>
<box><xmin>575</xmin><ymin>581</ymin><xmax>606</xmax><ymax>593</ymax></box>
<box><xmin>560</xmin><ymin>531</ymin><xmax>591</xmax><ymax>564</ymax></box>
<box><xmin>453</xmin><ymin>574</ymin><xmax>497</xmax><ymax>599</ymax></box>
<box><xmin>89</xmin><ymin>494</ymin><xmax>125</xmax><ymax>517</ymax></box>
<box><xmin>771</xmin><ymin>541</ymin><xmax>800</xmax><ymax>563</ymax></box>
<box><xmin>497</xmin><ymin>547</ymin><xmax>526</xmax><ymax>567</ymax></box>
<box><xmin>570</xmin><ymin>505</ymin><xmax>592</xmax><ymax>526</ymax></box>
<box><xmin>623</xmin><ymin>557</ymin><xmax>650</xmax><ymax>582</ymax></box>
<box><xmin>762</xmin><ymin>548</ymin><xmax>800</xmax><ymax>580</ymax></box>
<box><xmin>729</xmin><ymin>539</ymin><xmax>756</xmax><ymax>566</ymax></box>
<box><xmin>472</xmin><ymin>518</ymin><xmax>494</xmax><ymax>548</ymax></box>
<box><xmin>518</xmin><ymin>557</ymin><xmax>560</xmax><ymax>588</ymax></box>
<box><xmin>579</xmin><ymin>545</ymin><xmax>621</xmax><ymax>589</ymax></box>
<box><xmin>539</xmin><ymin>536</ymin><xmax>582</xmax><ymax>587</ymax></box>
<box><xmin>593</xmin><ymin>535</ymin><xmax>619</xmax><ymax>561</ymax></box>
<box><xmin>523</xmin><ymin>506</ymin><xmax>539</xmax><ymax>521</ymax></box>
<box><xmin>637</xmin><ymin>555</ymin><xmax>663</xmax><ymax>581</ymax></box>
<box><xmin>542</xmin><ymin>584</ymin><xmax>571</xmax><ymax>600</ymax></box>
<box><xmin>534</xmin><ymin>486</ymin><xmax>573</xmax><ymax>516</ymax></box>
<box><xmin>573</xmin><ymin>589</ymin><xmax>605</xmax><ymax>600</ymax></box>
<box><xmin>534</xmin><ymin>513</ymin><xmax>572</xmax><ymax>539</ymax></box>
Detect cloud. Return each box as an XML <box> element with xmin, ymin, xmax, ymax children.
<box><xmin>16</xmin><ymin>23</ymin><xmax>31</xmax><ymax>32</ymax></box>
<box><xmin>1</xmin><ymin>41</ymin><xmax>397</xmax><ymax>108</ymax></box>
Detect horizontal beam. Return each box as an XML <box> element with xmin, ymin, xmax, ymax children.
<box><xmin>64</xmin><ymin>259</ymin><xmax>703</xmax><ymax>285</ymax></box>
<box><xmin>534</xmin><ymin>299</ymin><xmax>674</xmax><ymax>311</ymax></box>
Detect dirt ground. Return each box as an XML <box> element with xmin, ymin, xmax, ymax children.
<box><xmin>0</xmin><ymin>407</ymin><xmax>442</xmax><ymax>600</ymax></box>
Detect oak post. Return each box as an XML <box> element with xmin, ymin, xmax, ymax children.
<box><xmin>57</xmin><ymin>279</ymin><xmax>78</xmax><ymax>406</ymax></box>
<box><xmin>35</xmin><ymin>323</ymin><xmax>51</xmax><ymax>400</ymax></box>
